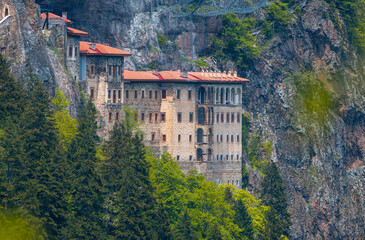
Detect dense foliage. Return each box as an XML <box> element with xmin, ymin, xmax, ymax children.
<box><xmin>0</xmin><ymin>55</ymin><xmax>291</xmax><ymax>239</ymax></box>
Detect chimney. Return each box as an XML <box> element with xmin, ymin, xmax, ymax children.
<box><xmin>90</xmin><ymin>43</ymin><xmax>96</xmax><ymax>51</ymax></box>
<box><xmin>218</xmin><ymin>70</ymin><xmax>221</xmax><ymax>78</ymax></box>
<box><xmin>222</xmin><ymin>71</ymin><xmax>226</xmax><ymax>78</ymax></box>
<box><xmin>228</xmin><ymin>71</ymin><xmax>232</xmax><ymax>77</ymax></box>
<box><xmin>62</xmin><ymin>12</ymin><xmax>67</xmax><ymax>20</ymax></box>
<box><xmin>181</xmin><ymin>70</ymin><xmax>188</xmax><ymax>78</ymax></box>
<box><xmin>234</xmin><ymin>71</ymin><xmax>237</xmax><ymax>78</ymax></box>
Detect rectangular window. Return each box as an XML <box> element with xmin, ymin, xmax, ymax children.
<box><xmin>231</xmin><ymin>155</ymin><xmax>234</xmax><ymax>160</ymax></box>
<box><xmin>74</xmin><ymin>47</ymin><xmax>78</xmax><ymax>57</ymax></box>
<box><xmin>90</xmin><ymin>88</ymin><xmax>94</xmax><ymax>99</ymax></box>
<box><xmin>227</xmin><ymin>113</ymin><xmax>230</xmax><ymax>123</ymax></box>
<box><xmin>115</xmin><ymin>112</ymin><xmax>119</xmax><ymax>121</ymax></box>
<box><xmin>237</xmin><ymin>135</ymin><xmax>240</xmax><ymax>142</ymax></box>
<box><xmin>125</xmin><ymin>90</ymin><xmax>129</xmax><ymax>99</ymax></box>
<box><xmin>237</xmin><ymin>155</ymin><xmax>240</xmax><ymax>160</ymax></box>
<box><xmin>221</xmin><ymin>113</ymin><xmax>224</xmax><ymax>123</ymax></box>
<box><xmin>151</xmin><ymin>132</ymin><xmax>156</xmax><ymax>142</ymax></box>
<box><xmin>178</xmin><ymin>134</ymin><xmax>181</xmax><ymax>142</ymax></box>
<box><xmin>189</xmin><ymin>135</ymin><xmax>192</xmax><ymax>142</ymax></box>
<box><xmin>227</xmin><ymin>135</ymin><xmax>229</xmax><ymax>142</ymax></box>
<box><xmin>154</xmin><ymin>90</ymin><xmax>157</xmax><ymax>99</ymax></box>
<box><xmin>177</xmin><ymin>112</ymin><xmax>182</xmax><ymax>123</ymax></box>
<box><xmin>141</xmin><ymin>112</ymin><xmax>145</xmax><ymax>121</ymax></box>
<box><xmin>118</xmin><ymin>66</ymin><xmax>121</xmax><ymax>75</ymax></box>
<box><xmin>231</xmin><ymin>135</ymin><xmax>234</xmax><ymax>142</ymax></box>
<box><xmin>155</xmin><ymin>113</ymin><xmax>158</xmax><ymax>122</ymax></box>
<box><xmin>220</xmin><ymin>135</ymin><xmax>223</xmax><ymax>142</ymax></box>
<box><xmin>189</xmin><ymin>112</ymin><xmax>193</xmax><ymax>123</ymax></box>
<box><xmin>134</xmin><ymin>90</ymin><xmax>138</xmax><ymax>99</ymax></box>
<box><xmin>176</xmin><ymin>89</ymin><xmax>181</xmax><ymax>100</ymax></box>
<box><xmin>113</xmin><ymin>66</ymin><xmax>116</xmax><ymax>79</ymax></box>
<box><xmin>142</xmin><ymin>90</ymin><xmax>145</xmax><ymax>99</ymax></box>
<box><xmin>108</xmin><ymin>90</ymin><xmax>111</xmax><ymax>99</ymax></box>
<box><xmin>113</xmin><ymin>90</ymin><xmax>116</xmax><ymax>103</ymax></box>
<box><xmin>149</xmin><ymin>112</ymin><xmax>153</xmax><ymax>122</ymax></box>
<box><xmin>162</xmin><ymin>90</ymin><xmax>166</xmax><ymax>99</ymax></box>
<box><xmin>118</xmin><ymin>90</ymin><xmax>121</xmax><ymax>99</ymax></box>
<box><xmin>188</xmin><ymin>90</ymin><xmax>192</xmax><ymax>100</ymax></box>
<box><xmin>189</xmin><ymin>155</ymin><xmax>192</xmax><ymax>161</ymax></box>
<box><xmin>220</xmin><ymin>155</ymin><xmax>223</xmax><ymax>161</ymax></box>
<box><xmin>231</xmin><ymin>113</ymin><xmax>235</xmax><ymax>123</ymax></box>
<box><xmin>217</xmin><ymin>135</ymin><xmax>219</xmax><ymax>142</ymax></box>
<box><xmin>161</xmin><ymin>113</ymin><xmax>166</xmax><ymax>122</ymax></box>
<box><xmin>109</xmin><ymin>66</ymin><xmax>112</xmax><ymax>76</ymax></box>
<box><xmin>91</xmin><ymin>65</ymin><xmax>95</xmax><ymax>75</ymax></box>
<box><xmin>149</xmin><ymin>90</ymin><xmax>152</xmax><ymax>99</ymax></box>
<box><xmin>108</xmin><ymin>112</ymin><xmax>112</xmax><ymax>121</ymax></box>
<box><xmin>237</xmin><ymin>113</ymin><xmax>241</xmax><ymax>123</ymax></box>
<box><xmin>162</xmin><ymin>134</ymin><xmax>166</xmax><ymax>142</ymax></box>
<box><xmin>217</xmin><ymin>113</ymin><xmax>219</xmax><ymax>123</ymax></box>
<box><xmin>177</xmin><ymin>155</ymin><xmax>180</xmax><ymax>161</ymax></box>
<box><xmin>68</xmin><ymin>46</ymin><xmax>73</xmax><ymax>57</ymax></box>
<box><xmin>226</xmin><ymin>155</ymin><xmax>229</xmax><ymax>160</ymax></box>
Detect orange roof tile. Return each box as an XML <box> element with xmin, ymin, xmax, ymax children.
<box><xmin>80</xmin><ymin>42</ymin><xmax>132</xmax><ymax>57</ymax></box>
<box><xmin>67</xmin><ymin>27</ymin><xmax>88</xmax><ymax>36</ymax></box>
<box><xmin>124</xmin><ymin>70</ymin><xmax>249</xmax><ymax>83</ymax></box>
<box><xmin>41</xmin><ymin>12</ymin><xmax>73</xmax><ymax>24</ymax></box>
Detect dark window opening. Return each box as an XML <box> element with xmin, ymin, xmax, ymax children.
<box><xmin>189</xmin><ymin>135</ymin><xmax>192</xmax><ymax>142</ymax></box>
<box><xmin>231</xmin><ymin>135</ymin><xmax>234</xmax><ymax>142</ymax></box>
<box><xmin>221</xmin><ymin>113</ymin><xmax>224</xmax><ymax>123</ymax></box>
<box><xmin>108</xmin><ymin>112</ymin><xmax>112</xmax><ymax>121</ymax></box>
<box><xmin>208</xmin><ymin>149</ymin><xmax>212</xmax><ymax>161</ymax></box>
<box><xmin>161</xmin><ymin>113</ymin><xmax>166</xmax><ymax>122</ymax></box>
<box><xmin>217</xmin><ymin>135</ymin><xmax>219</xmax><ymax>142</ymax></box>
<box><xmin>161</xmin><ymin>90</ymin><xmax>166</xmax><ymax>99</ymax></box>
<box><xmin>188</xmin><ymin>90</ymin><xmax>192</xmax><ymax>100</ymax></box>
<box><xmin>118</xmin><ymin>90</ymin><xmax>121</xmax><ymax>99</ymax></box>
<box><xmin>189</xmin><ymin>155</ymin><xmax>193</xmax><ymax>161</ymax></box>
<box><xmin>227</xmin><ymin>113</ymin><xmax>230</xmax><ymax>123</ymax></box>
<box><xmin>178</xmin><ymin>134</ymin><xmax>181</xmax><ymax>142</ymax></box>
<box><xmin>176</xmin><ymin>89</ymin><xmax>181</xmax><ymax>99</ymax></box>
<box><xmin>237</xmin><ymin>155</ymin><xmax>239</xmax><ymax>160</ymax></box>
<box><xmin>177</xmin><ymin>155</ymin><xmax>180</xmax><ymax>161</ymax></box>
<box><xmin>197</xmin><ymin>148</ymin><xmax>203</xmax><ymax>161</ymax></box>
<box><xmin>198</xmin><ymin>107</ymin><xmax>205</xmax><ymax>124</ymax></box>
<box><xmin>134</xmin><ymin>90</ymin><xmax>138</xmax><ymax>99</ymax></box>
<box><xmin>189</xmin><ymin>112</ymin><xmax>193</xmax><ymax>123</ymax></box>
<box><xmin>217</xmin><ymin>113</ymin><xmax>219</xmax><ymax>123</ymax></box>
<box><xmin>149</xmin><ymin>112</ymin><xmax>153</xmax><ymax>122</ymax></box>
<box><xmin>113</xmin><ymin>67</ymin><xmax>116</xmax><ymax>79</ymax></box>
<box><xmin>115</xmin><ymin>112</ymin><xmax>119</xmax><ymax>121</ymax></box>
<box><xmin>118</xmin><ymin>66</ymin><xmax>121</xmax><ymax>75</ymax></box>
<box><xmin>231</xmin><ymin>113</ymin><xmax>235</xmax><ymax>123</ymax></box>
<box><xmin>113</xmin><ymin>90</ymin><xmax>116</xmax><ymax>103</ymax></box>
<box><xmin>220</xmin><ymin>135</ymin><xmax>223</xmax><ymax>142</ymax></box>
<box><xmin>155</xmin><ymin>90</ymin><xmax>158</xmax><ymax>99</ymax></box>
<box><xmin>74</xmin><ymin>47</ymin><xmax>78</xmax><ymax>57</ymax></box>
<box><xmin>227</xmin><ymin>135</ymin><xmax>229</xmax><ymax>143</ymax></box>
<box><xmin>5</xmin><ymin>8</ymin><xmax>9</xmax><ymax>16</ymax></box>
<box><xmin>108</xmin><ymin>90</ymin><xmax>111</xmax><ymax>99</ymax></box>
<box><xmin>68</xmin><ymin>46</ymin><xmax>73</xmax><ymax>57</ymax></box>
<box><xmin>155</xmin><ymin>113</ymin><xmax>158</xmax><ymax>122</ymax></box>
<box><xmin>237</xmin><ymin>135</ymin><xmax>240</xmax><ymax>142</ymax></box>
<box><xmin>237</xmin><ymin>113</ymin><xmax>241</xmax><ymax>123</ymax></box>
<box><xmin>197</xmin><ymin>128</ymin><xmax>203</xmax><ymax>143</ymax></box>
<box><xmin>109</xmin><ymin>66</ymin><xmax>112</xmax><ymax>76</ymax></box>
<box><xmin>177</xmin><ymin>112</ymin><xmax>182</xmax><ymax>123</ymax></box>
<box><xmin>162</xmin><ymin>134</ymin><xmax>166</xmax><ymax>142</ymax></box>
<box><xmin>125</xmin><ymin>90</ymin><xmax>129</xmax><ymax>99</ymax></box>
<box><xmin>91</xmin><ymin>65</ymin><xmax>94</xmax><ymax>74</ymax></box>
<box><xmin>149</xmin><ymin>90</ymin><xmax>152</xmax><ymax>99</ymax></box>
<box><xmin>142</xmin><ymin>90</ymin><xmax>145</xmax><ymax>99</ymax></box>
<box><xmin>90</xmin><ymin>88</ymin><xmax>94</xmax><ymax>99</ymax></box>
<box><xmin>198</xmin><ymin>87</ymin><xmax>206</xmax><ymax>104</ymax></box>
<box><xmin>141</xmin><ymin>112</ymin><xmax>145</xmax><ymax>121</ymax></box>
<box><xmin>151</xmin><ymin>132</ymin><xmax>155</xmax><ymax>142</ymax></box>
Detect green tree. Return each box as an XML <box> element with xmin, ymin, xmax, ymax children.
<box><xmin>206</xmin><ymin>223</ymin><xmax>223</xmax><ymax>240</ymax></box>
<box><xmin>102</xmin><ymin>107</ymin><xmax>164</xmax><ymax>239</ymax></box>
<box><xmin>266</xmin><ymin>1</ymin><xmax>293</xmax><ymax>33</ymax></box>
<box><xmin>261</xmin><ymin>163</ymin><xmax>291</xmax><ymax>239</ymax></box>
<box><xmin>233</xmin><ymin>199</ymin><xmax>254</xmax><ymax>240</ymax></box>
<box><xmin>62</xmin><ymin>100</ymin><xmax>104</xmax><ymax>239</ymax></box>
<box><xmin>174</xmin><ymin>211</ymin><xmax>198</xmax><ymax>240</ymax></box>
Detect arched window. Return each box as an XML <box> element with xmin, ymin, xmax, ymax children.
<box><xmin>197</xmin><ymin>128</ymin><xmax>204</xmax><ymax>143</ymax></box>
<box><xmin>225</xmin><ymin>88</ymin><xmax>229</xmax><ymax>104</ymax></box>
<box><xmin>220</xmin><ymin>88</ymin><xmax>224</xmax><ymax>104</ymax></box>
<box><xmin>231</xmin><ymin>88</ymin><xmax>235</xmax><ymax>104</ymax></box>
<box><xmin>236</xmin><ymin>88</ymin><xmax>241</xmax><ymax>104</ymax></box>
<box><xmin>208</xmin><ymin>128</ymin><xmax>213</xmax><ymax>143</ymax></box>
<box><xmin>207</xmin><ymin>108</ymin><xmax>211</xmax><ymax>124</ymax></box>
<box><xmin>208</xmin><ymin>149</ymin><xmax>212</xmax><ymax>161</ymax></box>
<box><xmin>198</xmin><ymin>107</ymin><xmax>205</xmax><ymax>124</ymax></box>
<box><xmin>198</xmin><ymin>87</ymin><xmax>206</xmax><ymax>104</ymax></box>
<box><xmin>215</xmin><ymin>88</ymin><xmax>219</xmax><ymax>104</ymax></box>
<box><xmin>197</xmin><ymin>148</ymin><xmax>203</xmax><ymax>161</ymax></box>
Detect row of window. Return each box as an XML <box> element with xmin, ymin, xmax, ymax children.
<box><xmin>68</xmin><ymin>45</ymin><xmax>78</xmax><ymax>58</ymax></box>
<box><xmin>217</xmin><ymin>179</ymin><xmax>241</xmax><ymax>186</ymax></box>
<box><xmin>139</xmin><ymin>112</ymin><xmax>241</xmax><ymax>124</ymax></box>
<box><xmin>175</xmin><ymin>154</ymin><xmax>241</xmax><ymax>162</ymax></box>
<box><xmin>125</xmin><ymin>89</ymin><xmax>192</xmax><ymax>101</ymax></box>
<box><xmin>216</xmin><ymin>134</ymin><xmax>241</xmax><ymax>143</ymax></box>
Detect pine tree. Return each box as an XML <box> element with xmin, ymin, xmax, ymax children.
<box><xmin>207</xmin><ymin>223</ymin><xmax>223</xmax><ymax>240</ymax></box>
<box><xmin>62</xmin><ymin>99</ymin><xmax>104</xmax><ymax>239</ymax></box>
<box><xmin>233</xmin><ymin>199</ymin><xmax>254</xmax><ymax>239</ymax></box>
<box><xmin>102</xmin><ymin>107</ymin><xmax>162</xmax><ymax>239</ymax></box>
<box><xmin>261</xmin><ymin>163</ymin><xmax>291</xmax><ymax>238</ymax></box>
<box><xmin>174</xmin><ymin>211</ymin><xmax>198</xmax><ymax>240</ymax></box>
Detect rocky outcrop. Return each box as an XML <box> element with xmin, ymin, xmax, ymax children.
<box><xmin>0</xmin><ymin>0</ymin><xmax>82</xmax><ymax>116</ymax></box>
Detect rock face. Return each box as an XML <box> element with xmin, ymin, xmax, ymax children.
<box><xmin>0</xmin><ymin>0</ymin><xmax>82</xmax><ymax>116</ymax></box>
<box><xmin>3</xmin><ymin>0</ymin><xmax>365</xmax><ymax>239</ymax></box>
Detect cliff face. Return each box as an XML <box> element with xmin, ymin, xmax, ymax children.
<box><xmin>3</xmin><ymin>0</ymin><xmax>365</xmax><ymax>239</ymax></box>
<box><xmin>0</xmin><ymin>0</ymin><xmax>82</xmax><ymax>116</ymax></box>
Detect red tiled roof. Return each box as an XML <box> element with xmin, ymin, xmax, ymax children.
<box><xmin>80</xmin><ymin>42</ymin><xmax>132</xmax><ymax>57</ymax></box>
<box><xmin>67</xmin><ymin>27</ymin><xmax>88</xmax><ymax>36</ymax></box>
<box><xmin>124</xmin><ymin>70</ymin><xmax>249</xmax><ymax>83</ymax></box>
<box><xmin>41</xmin><ymin>12</ymin><xmax>73</xmax><ymax>24</ymax></box>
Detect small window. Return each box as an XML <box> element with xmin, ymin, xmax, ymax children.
<box><xmin>125</xmin><ymin>90</ymin><xmax>129</xmax><ymax>99</ymax></box>
<box><xmin>189</xmin><ymin>135</ymin><xmax>192</xmax><ymax>142</ymax></box>
<box><xmin>217</xmin><ymin>135</ymin><xmax>219</xmax><ymax>142</ymax></box>
<box><xmin>149</xmin><ymin>112</ymin><xmax>153</xmax><ymax>122</ymax></box>
<box><xmin>118</xmin><ymin>90</ymin><xmax>121</xmax><ymax>99</ymax></box>
<box><xmin>231</xmin><ymin>113</ymin><xmax>235</xmax><ymax>123</ymax></box>
<box><xmin>220</xmin><ymin>155</ymin><xmax>223</xmax><ymax>161</ymax></box>
<box><xmin>90</xmin><ymin>88</ymin><xmax>94</xmax><ymax>99</ymax></box>
<box><xmin>189</xmin><ymin>155</ymin><xmax>193</xmax><ymax>161</ymax></box>
<box><xmin>226</xmin><ymin>154</ymin><xmax>229</xmax><ymax>160</ymax></box>
<box><xmin>188</xmin><ymin>90</ymin><xmax>192</xmax><ymax>100</ymax></box>
<box><xmin>113</xmin><ymin>90</ymin><xmax>116</xmax><ymax>103</ymax></box>
<box><xmin>155</xmin><ymin>90</ymin><xmax>158</xmax><ymax>99</ymax></box>
<box><xmin>178</xmin><ymin>134</ymin><xmax>181</xmax><ymax>142</ymax></box>
<box><xmin>68</xmin><ymin>46</ymin><xmax>73</xmax><ymax>57</ymax></box>
<box><xmin>90</xmin><ymin>65</ymin><xmax>95</xmax><ymax>75</ymax></box>
<box><xmin>177</xmin><ymin>155</ymin><xmax>180</xmax><ymax>161</ymax></box>
<box><xmin>217</xmin><ymin>113</ymin><xmax>219</xmax><ymax>123</ymax></box>
<box><xmin>108</xmin><ymin>90</ymin><xmax>111</xmax><ymax>99</ymax></box>
<box><xmin>113</xmin><ymin>67</ymin><xmax>116</xmax><ymax>79</ymax></box>
<box><xmin>227</xmin><ymin>113</ymin><xmax>230</xmax><ymax>123</ymax></box>
<box><xmin>221</xmin><ymin>113</ymin><xmax>224</xmax><ymax>123</ymax></box>
<box><xmin>189</xmin><ymin>112</ymin><xmax>193</xmax><ymax>123</ymax></box>
<box><xmin>162</xmin><ymin>134</ymin><xmax>166</xmax><ymax>142</ymax></box>
<box><xmin>118</xmin><ymin>66</ymin><xmax>121</xmax><ymax>76</ymax></box>
<box><xmin>216</xmin><ymin>155</ymin><xmax>219</xmax><ymax>161</ymax></box>
<box><xmin>237</xmin><ymin>113</ymin><xmax>241</xmax><ymax>123</ymax></box>
<box><xmin>237</xmin><ymin>155</ymin><xmax>239</xmax><ymax>160</ymax></box>
<box><xmin>142</xmin><ymin>90</ymin><xmax>145</xmax><ymax>99</ymax></box>
<box><xmin>74</xmin><ymin>47</ymin><xmax>78</xmax><ymax>57</ymax></box>
<box><xmin>162</xmin><ymin>90</ymin><xmax>167</xmax><ymax>99</ymax></box>
<box><xmin>176</xmin><ymin>90</ymin><xmax>181</xmax><ymax>100</ymax></box>
<box><xmin>5</xmin><ymin>8</ymin><xmax>9</xmax><ymax>17</ymax></box>
<box><xmin>151</xmin><ymin>132</ymin><xmax>156</xmax><ymax>142</ymax></box>
<box><xmin>177</xmin><ymin>112</ymin><xmax>182</xmax><ymax>123</ymax></box>
<box><xmin>220</xmin><ymin>135</ymin><xmax>223</xmax><ymax>142</ymax></box>
<box><xmin>231</xmin><ymin>155</ymin><xmax>234</xmax><ymax>160</ymax></box>
<box><xmin>237</xmin><ymin>135</ymin><xmax>240</xmax><ymax>142</ymax></box>
<box><xmin>231</xmin><ymin>135</ymin><xmax>234</xmax><ymax>142</ymax></box>
<box><xmin>109</xmin><ymin>66</ymin><xmax>112</xmax><ymax>76</ymax></box>
<box><xmin>227</xmin><ymin>135</ymin><xmax>229</xmax><ymax>143</ymax></box>
<box><xmin>115</xmin><ymin>112</ymin><xmax>119</xmax><ymax>121</ymax></box>
<box><xmin>149</xmin><ymin>90</ymin><xmax>152</xmax><ymax>99</ymax></box>
<box><xmin>108</xmin><ymin>112</ymin><xmax>112</xmax><ymax>121</ymax></box>
<box><xmin>134</xmin><ymin>90</ymin><xmax>138</xmax><ymax>99</ymax></box>
<box><xmin>161</xmin><ymin>113</ymin><xmax>166</xmax><ymax>122</ymax></box>
<box><xmin>155</xmin><ymin>113</ymin><xmax>158</xmax><ymax>122</ymax></box>
<box><xmin>141</xmin><ymin>112</ymin><xmax>145</xmax><ymax>121</ymax></box>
